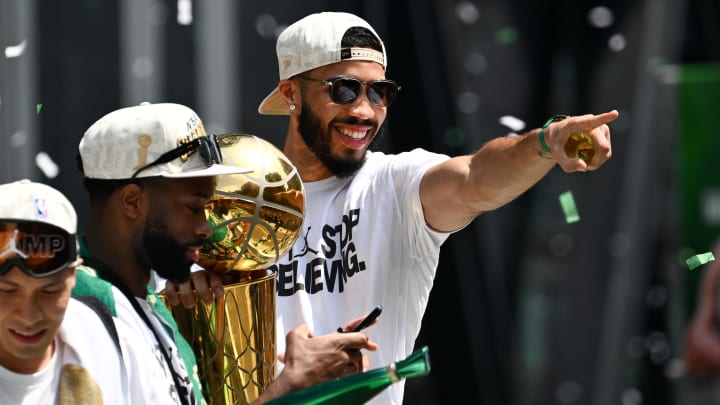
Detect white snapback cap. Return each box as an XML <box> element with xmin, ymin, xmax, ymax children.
<box><xmin>79</xmin><ymin>102</ymin><xmax>251</xmax><ymax>179</ymax></box>
<box><xmin>0</xmin><ymin>179</ymin><xmax>77</xmax><ymax>235</ymax></box>
<box><xmin>258</xmin><ymin>12</ymin><xmax>387</xmax><ymax>115</ymax></box>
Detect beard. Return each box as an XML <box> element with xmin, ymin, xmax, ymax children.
<box><xmin>297</xmin><ymin>100</ymin><xmax>387</xmax><ymax>178</ymax></box>
<box><xmin>142</xmin><ymin>215</ymin><xmax>199</xmax><ymax>283</ymax></box>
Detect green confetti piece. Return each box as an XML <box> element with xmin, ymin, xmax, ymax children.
<box><xmin>686</xmin><ymin>252</ymin><xmax>715</xmax><ymax>270</ymax></box>
<box><xmin>443</xmin><ymin>127</ymin><xmax>465</xmax><ymax>148</ymax></box>
<box><xmin>36</xmin><ymin>103</ymin><xmax>42</xmax><ymax>114</ymax></box>
<box><xmin>559</xmin><ymin>191</ymin><xmax>579</xmax><ymax>223</ymax></box>
<box><xmin>495</xmin><ymin>27</ymin><xmax>519</xmax><ymax>45</ymax></box>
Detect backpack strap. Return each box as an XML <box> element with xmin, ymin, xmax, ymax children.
<box><xmin>73</xmin><ymin>294</ymin><xmax>122</xmax><ymax>356</ymax></box>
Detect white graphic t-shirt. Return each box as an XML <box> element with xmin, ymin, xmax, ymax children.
<box><xmin>271</xmin><ymin>149</ymin><xmax>452</xmax><ymax>405</ymax></box>
<box><xmin>0</xmin><ymin>298</ymin><xmax>128</xmax><ymax>404</ymax></box>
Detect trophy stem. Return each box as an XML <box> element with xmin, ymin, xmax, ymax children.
<box><xmin>166</xmin><ymin>271</ymin><xmax>276</xmax><ymax>405</ymax></box>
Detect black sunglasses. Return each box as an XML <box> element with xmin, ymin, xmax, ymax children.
<box><xmin>0</xmin><ymin>220</ymin><xmax>78</xmax><ymax>278</ymax></box>
<box><xmin>298</xmin><ymin>76</ymin><xmax>401</xmax><ymax>107</ymax></box>
<box><xmin>131</xmin><ymin>134</ymin><xmax>224</xmax><ymax>178</ymax></box>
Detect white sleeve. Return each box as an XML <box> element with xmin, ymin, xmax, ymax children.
<box><xmin>112</xmin><ymin>290</ymin><xmax>179</xmax><ymax>405</ymax></box>
<box><xmin>60</xmin><ymin>299</ymin><xmax>130</xmax><ymax>405</ymax></box>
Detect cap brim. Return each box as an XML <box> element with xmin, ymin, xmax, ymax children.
<box><xmin>161</xmin><ymin>164</ymin><xmax>252</xmax><ymax>178</ymax></box>
<box><xmin>258</xmin><ymin>87</ymin><xmax>291</xmax><ymax>115</ymax></box>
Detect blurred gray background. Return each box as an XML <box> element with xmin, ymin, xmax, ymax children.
<box><xmin>2</xmin><ymin>0</ymin><xmax>719</xmax><ymax>404</ymax></box>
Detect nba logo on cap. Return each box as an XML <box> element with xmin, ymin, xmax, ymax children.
<box><xmin>34</xmin><ymin>197</ymin><xmax>49</xmax><ymax>219</ymax></box>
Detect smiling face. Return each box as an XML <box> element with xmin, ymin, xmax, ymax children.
<box><xmin>292</xmin><ymin>60</ymin><xmax>389</xmax><ymax>178</ymax></box>
<box><xmin>0</xmin><ymin>266</ymin><xmax>75</xmax><ymax>374</ymax></box>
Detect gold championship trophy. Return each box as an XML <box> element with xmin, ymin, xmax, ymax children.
<box><xmin>166</xmin><ymin>134</ymin><xmax>305</xmax><ymax>404</ymax></box>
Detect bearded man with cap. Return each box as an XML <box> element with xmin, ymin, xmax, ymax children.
<box><xmin>73</xmin><ymin>102</ymin><xmax>378</xmax><ymax>405</ymax></box>
<box><xmin>0</xmin><ymin>179</ymin><xmax>130</xmax><ymax>404</ymax></box>
<box><xmin>254</xmin><ymin>11</ymin><xmax>617</xmax><ymax>405</ymax></box>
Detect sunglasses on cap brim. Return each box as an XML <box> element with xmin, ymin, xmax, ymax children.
<box><xmin>131</xmin><ymin>134</ymin><xmax>224</xmax><ymax>178</ymax></box>
<box><xmin>0</xmin><ymin>220</ymin><xmax>79</xmax><ymax>278</ymax></box>
<box><xmin>298</xmin><ymin>76</ymin><xmax>401</xmax><ymax>107</ymax></box>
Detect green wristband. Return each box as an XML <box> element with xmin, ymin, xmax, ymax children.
<box><xmin>539</xmin><ymin>115</ymin><xmax>570</xmax><ymax>153</ymax></box>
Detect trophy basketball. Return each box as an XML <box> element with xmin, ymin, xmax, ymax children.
<box><xmin>166</xmin><ymin>134</ymin><xmax>305</xmax><ymax>404</ymax></box>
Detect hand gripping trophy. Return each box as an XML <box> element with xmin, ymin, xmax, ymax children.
<box><xmin>167</xmin><ymin>134</ymin><xmax>305</xmax><ymax>405</ymax></box>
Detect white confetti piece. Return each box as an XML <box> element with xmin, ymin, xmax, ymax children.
<box><xmin>455</xmin><ymin>1</ymin><xmax>480</xmax><ymax>24</ymax></box>
<box><xmin>35</xmin><ymin>152</ymin><xmax>59</xmax><ymax>179</ymax></box>
<box><xmin>608</xmin><ymin>33</ymin><xmax>626</xmax><ymax>52</ymax></box>
<box><xmin>5</xmin><ymin>39</ymin><xmax>27</xmax><ymax>58</ymax></box>
<box><xmin>588</xmin><ymin>6</ymin><xmax>614</xmax><ymax>28</ymax></box>
<box><xmin>499</xmin><ymin>115</ymin><xmax>525</xmax><ymax>132</ymax></box>
<box><xmin>10</xmin><ymin>131</ymin><xmax>27</xmax><ymax>147</ymax></box>
<box><xmin>177</xmin><ymin>0</ymin><xmax>193</xmax><ymax>25</ymax></box>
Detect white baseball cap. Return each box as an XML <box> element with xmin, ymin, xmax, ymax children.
<box><xmin>79</xmin><ymin>102</ymin><xmax>251</xmax><ymax>179</ymax></box>
<box><xmin>0</xmin><ymin>179</ymin><xmax>77</xmax><ymax>235</ymax></box>
<box><xmin>0</xmin><ymin>179</ymin><xmax>82</xmax><ymax>276</ymax></box>
<box><xmin>258</xmin><ymin>12</ymin><xmax>387</xmax><ymax>115</ymax></box>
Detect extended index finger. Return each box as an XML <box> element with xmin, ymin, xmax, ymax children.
<box><xmin>584</xmin><ymin>109</ymin><xmax>619</xmax><ymax>129</ymax></box>
<box><xmin>342</xmin><ymin>314</ymin><xmax>379</xmax><ymax>332</ymax></box>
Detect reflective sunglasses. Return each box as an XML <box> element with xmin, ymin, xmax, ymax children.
<box><xmin>298</xmin><ymin>76</ymin><xmax>401</xmax><ymax>107</ymax></box>
<box><xmin>0</xmin><ymin>220</ymin><xmax>78</xmax><ymax>278</ymax></box>
<box><xmin>132</xmin><ymin>134</ymin><xmax>224</xmax><ymax>178</ymax></box>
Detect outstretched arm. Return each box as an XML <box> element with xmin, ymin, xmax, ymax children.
<box><xmin>420</xmin><ymin>110</ymin><xmax>619</xmax><ymax>232</ymax></box>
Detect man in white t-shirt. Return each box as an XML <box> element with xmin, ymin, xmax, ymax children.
<box><xmin>0</xmin><ymin>179</ymin><xmax>128</xmax><ymax>404</ymax></box>
<box><xmin>167</xmin><ymin>11</ymin><xmax>620</xmax><ymax>405</ymax></box>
